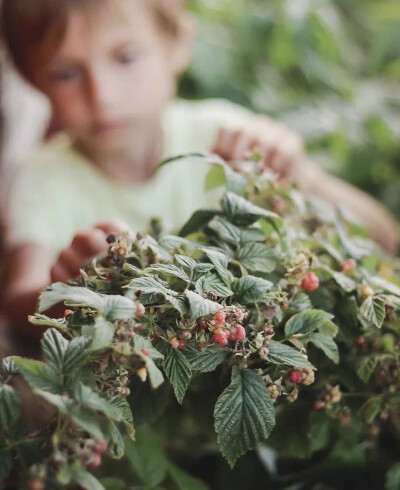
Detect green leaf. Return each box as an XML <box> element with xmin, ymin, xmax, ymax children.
<box><xmin>0</xmin><ymin>384</ymin><xmax>21</xmax><ymax>431</ymax></box>
<box><xmin>72</xmin><ymin>382</ymin><xmax>123</xmax><ymax>421</ymax></box>
<box><xmin>232</xmin><ymin>275</ymin><xmax>273</xmax><ymax>304</ymax></box>
<box><xmin>101</xmin><ymin>295</ymin><xmax>136</xmax><ymax>321</ymax></box>
<box><xmin>370</xmin><ymin>277</ymin><xmax>400</xmax><ymax>297</ymax></box>
<box><xmin>1</xmin><ymin>357</ymin><xmax>20</xmax><ymax>375</ymax></box>
<box><xmin>202</xmin><ymin>248</ymin><xmax>234</xmax><ymax>286</ymax></box>
<box><xmin>124</xmin><ymin>425</ymin><xmax>167</xmax><ymax>486</ymax></box>
<box><xmin>168</xmin><ymin>463</ymin><xmax>209</xmax><ymax>490</ymax></box>
<box><xmin>359</xmin><ymin>296</ymin><xmax>386</xmax><ymax>328</ymax></box>
<box><xmin>41</xmin><ymin>328</ymin><xmax>69</xmax><ymax>373</ymax></box>
<box><xmin>13</xmin><ymin>358</ymin><xmax>62</xmax><ymax>394</ymax></box>
<box><xmin>214</xmin><ymin>367</ymin><xmax>275</xmax><ymax>467</ymax></box>
<box><xmin>222</xmin><ymin>192</ymin><xmax>282</xmax><ymax>229</ymax></box>
<box><xmin>285</xmin><ymin>310</ymin><xmax>334</xmax><ymax>337</ymax></box>
<box><xmin>386</xmin><ymin>463</ymin><xmax>400</xmax><ymax>490</ymax></box>
<box><xmin>111</xmin><ymin>398</ymin><xmax>135</xmax><ymax>440</ymax></box>
<box><xmin>63</xmin><ymin>336</ymin><xmax>92</xmax><ymax>374</ymax></box>
<box><xmin>185</xmin><ymin>290</ymin><xmax>222</xmax><ymax>320</ymax></box>
<box><xmin>175</xmin><ymin>254</ymin><xmax>197</xmax><ymax>271</ymax></box>
<box><xmin>356</xmin><ymin>355</ymin><xmax>379</xmax><ymax>383</ymax></box>
<box><xmin>208</xmin><ymin>216</ymin><xmax>242</xmax><ymax>244</ymax></box>
<box><xmin>183</xmin><ymin>345</ymin><xmax>228</xmax><ymax>373</ymax></box>
<box><xmin>330</xmin><ymin>271</ymin><xmax>357</xmax><ymax>292</ymax></box>
<box><xmin>267</xmin><ymin>341</ymin><xmax>314</xmax><ymax>369</ymax></box>
<box><xmin>70</xmin><ymin>464</ymin><xmax>105</xmax><ymax>490</ymax></box>
<box><xmin>100</xmin><ymin>478</ymin><xmax>125</xmax><ymax>490</ymax></box>
<box><xmin>29</xmin><ymin>314</ymin><xmax>67</xmax><ymax>331</ymax></box>
<box><xmin>179</xmin><ymin>210</ymin><xmax>219</xmax><ymax>237</ymax></box>
<box><xmin>89</xmin><ymin>317</ymin><xmax>115</xmax><ymax>352</ymax></box>
<box><xmin>195</xmin><ymin>273</ymin><xmax>234</xmax><ymax>298</ymax></box>
<box><xmin>162</xmin><ymin>343</ymin><xmax>192</xmax><ymax>404</ymax></box>
<box><xmin>109</xmin><ymin>421</ymin><xmax>125</xmax><ymax>459</ymax></box>
<box><xmin>0</xmin><ymin>452</ymin><xmax>12</xmax><ymax>483</ymax></box>
<box><xmin>308</xmin><ymin>333</ymin><xmax>339</xmax><ymax>364</ymax></box>
<box><xmin>38</xmin><ymin>283</ymin><xmax>104</xmax><ymax>312</ymax></box>
<box><xmin>237</xmin><ymin>243</ymin><xmax>277</xmax><ymax>273</ymax></box>
<box><xmin>146</xmin><ymin>264</ymin><xmax>190</xmax><ymax>283</ymax></box>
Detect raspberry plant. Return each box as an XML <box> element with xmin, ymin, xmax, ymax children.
<box><xmin>1</xmin><ymin>155</ymin><xmax>399</xmax><ymax>489</ymax></box>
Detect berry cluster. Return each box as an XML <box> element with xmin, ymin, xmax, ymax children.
<box><xmin>314</xmin><ymin>385</ymin><xmax>342</xmax><ymax>410</ymax></box>
<box><xmin>208</xmin><ymin>308</ymin><xmax>247</xmax><ymax>346</ymax></box>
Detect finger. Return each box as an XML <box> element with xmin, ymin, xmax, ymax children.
<box><xmin>94</xmin><ymin>219</ymin><xmax>129</xmax><ymax>236</ymax></box>
<box><xmin>50</xmin><ymin>262</ymin><xmax>73</xmax><ymax>284</ymax></box>
<box><xmin>212</xmin><ymin>128</ymin><xmax>238</xmax><ymax>161</ymax></box>
<box><xmin>71</xmin><ymin>228</ymin><xmax>110</xmax><ymax>258</ymax></box>
<box><xmin>57</xmin><ymin>248</ymin><xmax>84</xmax><ymax>275</ymax></box>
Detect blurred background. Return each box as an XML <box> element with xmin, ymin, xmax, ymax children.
<box><xmin>180</xmin><ymin>0</ymin><xmax>400</xmax><ymax>221</ymax></box>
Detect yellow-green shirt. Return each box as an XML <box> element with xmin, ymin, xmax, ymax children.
<box><xmin>7</xmin><ymin>98</ymin><xmax>252</xmax><ymax>256</ymax></box>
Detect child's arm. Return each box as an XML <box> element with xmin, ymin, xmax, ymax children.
<box><xmin>2</xmin><ymin>221</ymin><xmax>127</xmax><ymax>342</ymax></box>
<box><xmin>212</xmin><ymin>116</ymin><xmax>399</xmax><ymax>255</ymax></box>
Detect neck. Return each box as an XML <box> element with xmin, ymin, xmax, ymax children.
<box><xmin>75</xmin><ymin>118</ymin><xmax>165</xmax><ymax>184</ymax></box>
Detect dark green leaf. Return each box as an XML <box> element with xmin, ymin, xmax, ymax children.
<box><xmin>183</xmin><ymin>345</ymin><xmax>228</xmax><ymax>373</ymax></box>
<box><xmin>179</xmin><ymin>210</ymin><xmax>220</xmax><ymax>237</ymax></box>
<box><xmin>214</xmin><ymin>367</ymin><xmax>275</xmax><ymax>467</ymax></box>
<box><xmin>386</xmin><ymin>463</ymin><xmax>400</xmax><ymax>490</ymax></box>
<box><xmin>168</xmin><ymin>463</ymin><xmax>209</xmax><ymax>490</ymax></box>
<box><xmin>162</xmin><ymin>344</ymin><xmax>192</xmax><ymax>404</ymax></box>
<box><xmin>0</xmin><ymin>452</ymin><xmax>12</xmax><ymax>483</ymax></box>
<box><xmin>0</xmin><ymin>384</ymin><xmax>21</xmax><ymax>431</ymax></box>
<box><xmin>146</xmin><ymin>264</ymin><xmax>190</xmax><ymax>283</ymax></box>
<box><xmin>13</xmin><ymin>358</ymin><xmax>62</xmax><ymax>394</ymax></box>
<box><xmin>63</xmin><ymin>336</ymin><xmax>92</xmax><ymax>374</ymax></box>
<box><xmin>208</xmin><ymin>216</ymin><xmax>242</xmax><ymax>244</ymax></box>
<box><xmin>72</xmin><ymin>382</ymin><xmax>123</xmax><ymax>421</ymax></box>
<box><xmin>202</xmin><ymin>248</ymin><xmax>234</xmax><ymax>286</ymax></box>
<box><xmin>195</xmin><ymin>273</ymin><xmax>234</xmax><ymax>298</ymax></box>
<box><xmin>285</xmin><ymin>310</ymin><xmax>334</xmax><ymax>336</ymax></box>
<box><xmin>356</xmin><ymin>355</ymin><xmax>379</xmax><ymax>383</ymax></box>
<box><xmin>238</xmin><ymin>243</ymin><xmax>277</xmax><ymax>273</ymax></box>
<box><xmin>41</xmin><ymin>328</ymin><xmax>69</xmax><ymax>373</ymax></box>
<box><xmin>232</xmin><ymin>275</ymin><xmax>273</xmax><ymax>304</ymax></box>
<box><xmin>70</xmin><ymin>464</ymin><xmax>105</xmax><ymax>490</ymax></box>
<box><xmin>309</xmin><ymin>333</ymin><xmax>339</xmax><ymax>364</ymax></box>
<box><xmin>359</xmin><ymin>296</ymin><xmax>386</xmax><ymax>328</ymax></box>
<box><xmin>268</xmin><ymin>341</ymin><xmax>314</xmax><ymax>369</ymax></box>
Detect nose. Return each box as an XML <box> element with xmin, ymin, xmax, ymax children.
<box><xmin>85</xmin><ymin>65</ymin><xmax>119</xmax><ymax>115</ymax></box>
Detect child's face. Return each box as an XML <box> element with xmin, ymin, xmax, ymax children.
<box><xmin>30</xmin><ymin>1</ymin><xmax>190</xmax><ymax>154</ymax></box>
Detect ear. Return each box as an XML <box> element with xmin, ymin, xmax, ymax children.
<box><xmin>171</xmin><ymin>13</ymin><xmax>197</xmax><ymax>75</ymax></box>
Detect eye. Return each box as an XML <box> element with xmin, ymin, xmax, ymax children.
<box><xmin>50</xmin><ymin>65</ymin><xmax>82</xmax><ymax>82</ymax></box>
<box><xmin>116</xmin><ymin>49</ymin><xmax>141</xmax><ymax>65</ymax></box>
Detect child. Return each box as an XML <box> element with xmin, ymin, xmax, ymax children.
<box><xmin>1</xmin><ymin>0</ymin><xmax>398</xmax><ymax>337</ymax></box>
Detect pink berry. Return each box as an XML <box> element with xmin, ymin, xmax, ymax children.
<box><xmin>141</xmin><ymin>349</ymin><xmax>149</xmax><ymax>356</ymax></box>
<box><xmin>341</xmin><ymin>259</ymin><xmax>356</xmax><ymax>272</ymax></box>
<box><xmin>94</xmin><ymin>439</ymin><xmax>107</xmax><ymax>454</ymax></box>
<box><xmin>235</xmin><ymin>308</ymin><xmax>245</xmax><ymax>321</ymax></box>
<box><xmin>169</xmin><ymin>338</ymin><xmax>180</xmax><ymax>349</ymax></box>
<box><xmin>228</xmin><ymin>331</ymin><xmax>237</xmax><ymax>341</ymax></box>
<box><xmin>356</xmin><ymin>337</ymin><xmax>365</xmax><ymax>346</ymax></box>
<box><xmin>136</xmin><ymin>303</ymin><xmax>146</xmax><ymax>318</ymax></box>
<box><xmin>313</xmin><ymin>401</ymin><xmax>325</xmax><ymax>411</ymax></box>
<box><xmin>88</xmin><ymin>453</ymin><xmax>102</xmax><ymax>469</ymax></box>
<box><xmin>64</xmin><ymin>309</ymin><xmax>73</xmax><ymax>318</ymax></box>
<box><xmin>301</xmin><ymin>272</ymin><xmax>319</xmax><ymax>292</ymax></box>
<box><xmin>27</xmin><ymin>480</ymin><xmax>45</xmax><ymax>490</ymax></box>
<box><xmin>212</xmin><ymin>332</ymin><xmax>228</xmax><ymax>346</ymax></box>
<box><xmin>234</xmin><ymin>325</ymin><xmax>246</xmax><ymax>341</ymax></box>
<box><xmin>178</xmin><ymin>340</ymin><xmax>186</xmax><ymax>350</ymax></box>
<box><xmin>289</xmin><ymin>370</ymin><xmax>303</xmax><ymax>384</ymax></box>
<box><xmin>214</xmin><ymin>311</ymin><xmax>226</xmax><ymax>324</ymax></box>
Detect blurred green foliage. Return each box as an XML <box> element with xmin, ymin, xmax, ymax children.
<box><xmin>180</xmin><ymin>0</ymin><xmax>400</xmax><ymax>219</ymax></box>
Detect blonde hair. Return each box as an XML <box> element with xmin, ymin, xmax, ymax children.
<box><xmin>1</xmin><ymin>0</ymin><xmax>186</xmax><ymax>78</ymax></box>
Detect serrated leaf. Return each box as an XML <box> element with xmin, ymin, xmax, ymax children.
<box><xmin>238</xmin><ymin>243</ymin><xmax>277</xmax><ymax>273</ymax></box>
<box><xmin>38</xmin><ymin>283</ymin><xmax>104</xmax><ymax>313</ymax></box>
<box><xmin>72</xmin><ymin>382</ymin><xmax>123</xmax><ymax>421</ymax></box>
<box><xmin>214</xmin><ymin>367</ymin><xmax>275</xmax><ymax>467</ymax></box>
<box><xmin>208</xmin><ymin>216</ymin><xmax>242</xmax><ymax>244</ymax></box>
<box><xmin>183</xmin><ymin>345</ymin><xmax>228</xmax><ymax>373</ymax></box>
<box><xmin>330</xmin><ymin>271</ymin><xmax>357</xmax><ymax>292</ymax></box>
<box><xmin>162</xmin><ymin>344</ymin><xmax>192</xmax><ymax>404</ymax></box>
<box><xmin>41</xmin><ymin>328</ymin><xmax>69</xmax><ymax>373</ymax></box>
<box><xmin>195</xmin><ymin>273</ymin><xmax>234</xmax><ymax>298</ymax></box>
<box><xmin>109</xmin><ymin>422</ymin><xmax>125</xmax><ymax>459</ymax></box>
<box><xmin>175</xmin><ymin>254</ymin><xmax>197</xmax><ymax>271</ymax></box>
<box><xmin>89</xmin><ymin>317</ymin><xmax>115</xmax><ymax>352</ymax></box>
<box><xmin>1</xmin><ymin>357</ymin><xmax>20</xmax><ymax>375</ymax></box>
<box><xmin>308</xmin><ymin>333</ymin><xmax>339</xmax><ymax>364</ymax></box>
<box><xmin>138</xmin><ymin>235</ymin><xmax>171</xmax><ymax>263</ymax></box>
<box><xmin>146</xmin><ymin>264</ymin><xmax>190</xmax><ymax>282</ymax></box>
<box><xmin>267</xmin><ymin>341</ymin><xmax>314</xmax><ymax>369</ymax></box>
<box><xmin>101</xmin><ymin>296</ymin><xmax>136</xmax><ymax>321</ymax></box>
<box><xmin>232</xmin><ymin>275</ymin><xmax>273</xmax><ymax>304</ymax></box>
<box><xmin>179</xmin><ymin>210</ymin><xmax>220</xmax><ymax>237</ymax></box>
<box><xmin>0</xmin><ymin>452</ymin><xmax>12</xmax><ymax>483</ymax></box>
<box><xmin>192</xmin><ymin>263</ymin><xmax>215</xmax><ymax>282</ymax></box>
<box><xmin>13</xmin><ymin>358</ymin><xmax>62</xmax><ymax>394</ymax></box>
<box><xmin>29</xmin><ymin>314</ymin><xmax>67</xmax><ymax>331</ymax></box>
<box><xmin>285</xmin><ymin>310</ymin><xmax>334</xmax><ymax>336</ymax></box>
<box><xmin>63</xmin><ymin>336</ymin><xmax>92</xmax><ymax>374</ymax></box>
<box><xmin>70</xmin><ymin>464</ymin><xmax>105</xmax><ymax>490</ymax></box>
<box><xmin>185</xmin><ymin>290</ymin><xmax>222</xmax><ymax>320</ymax></box>
<box><xmin>240</xmin><ymin>227</ymin><xmax>267</xmax><ymax>243</ymax></box>
<box><xmin>386</xmin><ymin>463</ymin><xmax>400</xmax><ymax>490</ymax></box>
<box><xmin>289</xmin><ymin>293</ymin><xmax>313</xmax><ymax>312</ymax></box>
<box><xmin>370</xmin><ymin>277</ymin><xmax>400</xmax><ymax>297</ymax></box>
<box><xmin>202</xmin><ymin>248</ymin><xmax>234</xmax><ymax>286</ymax></box>
<box><xmin>0</xmin><ymin>384</ymin><xmax>21</xmax><ymax>431</ymax></box>
<box><xmin>359</xmin><ymin>296</ymin><xmax>386</xmax><ymax>328</ymax></box>
<box><xmin>222</xmin><ymin>192</ymin><xmax>282</xmax><ymax>229</ymax></box>
<box><xmin>356</xmin><ymin>356</ymin><xmax>379</xmax><ymax>383</ymax></box>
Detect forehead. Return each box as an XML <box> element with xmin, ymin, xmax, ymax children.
<box><xmin>37</xmin><ymin>1</ymin><xmax>159</xmax><ymax>63</ymax></box>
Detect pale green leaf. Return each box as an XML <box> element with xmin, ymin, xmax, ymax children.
<box><xmin>268</xmin><ymin>341</ymin><xmax>314</xmax><ymax>369</ymax></box>
<box><xmin>285</xmin><ymin>310</ymin><xmax>334</xmax><ymax>336</ymax></box>
<box><xmin>232</xmin><ymin>275</ymin><xmax>273</xmax><ymax>304</ymax></box>
<box><xmin>185</xmin><ymin>290</ymin><xmax>222</xmax><ymax>320</ymax></box>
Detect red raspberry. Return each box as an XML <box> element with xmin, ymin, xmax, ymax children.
<box><xmin>235</xmin><ymin>325</ymin><xmax>246</xmax><ymax>340</ymax></box>
<box><xmin>94</xmin><ymin>439</ymin><xmax>107</xmax><ymax>454</ymax></box>
<box><xmin>27</xmin><ymin>480</ymin><xmax>45</xmax><ymax>490</ymax></box>
<box><xmin>106</xmin><ymin>273</ymin><xmax>113</xmax><ymax>281</ymax></box>
<box><xmin>135</xmin><ymin>303</ymin><xmax>146</xmax><ymax>318</ymax></box>
<box><xmin>212</xmin><ymin>332</ymin><xmax>228</xmax><ymax>346</ymax></box>
<box><xmin>301</xmin><ymin>272</ymin><xmax>319</xmax><ymax>292</ymax></box>
<box><xmin>228</xmin><ymin>331</ymin><xmax>237</xmax><ymax>341</ymax></box>
<box><xmin>178</xmin><ymin>340</ymin><xmax>186</xmax><ymax>350</ymax></box>
<box><xmin>88</xmin><ymin>453</ymin><xmax>102</xmax><ymax>469</ymax></box>
<box><xmin>341</xmin><ymin>259</ymin><xmax>356</xmax><ymax>272</ymax></box>
<box><xmin>288</xmin><ymin>370</ymin><xmax>303</xmax><ymax>384</ymax></box>
<box><xmin>141</xmin><ymin>349</ymin><xmax>149</xmax><ymax>356</ymax></box>
<box><xmin>64</xmin><ymin>309</ymin><xmax>73</xmax><ymax>318</ymax></box>
<box><xmin>356</xmin><ymin>337</ymin><xmax>365</xmax><ymax>346</ymax></box>
<box><xmin>313</xmin><ymin>401</ymin><xmax>325</xmax><ymax>411</ymax></box>
<box><xmin>214</xmin><ymin>311</ymin><xmax>226</xmax><ymax>324</ymax></box>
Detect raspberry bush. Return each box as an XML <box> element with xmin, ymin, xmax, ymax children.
<box><xmin>1</xmin><ymin>154</ymin><xmax>399</xmax><ymax>489</ymax></box>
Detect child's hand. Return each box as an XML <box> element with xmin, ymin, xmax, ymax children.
<box><xmin>211</xmin><ymin>115</ymin><xmax>305</xmax><ymax>183</ymax></box>
<box><xmin>50</xmin><ymin>220</ymin><xmax>128</xmax><ymax>283</ymax></box>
